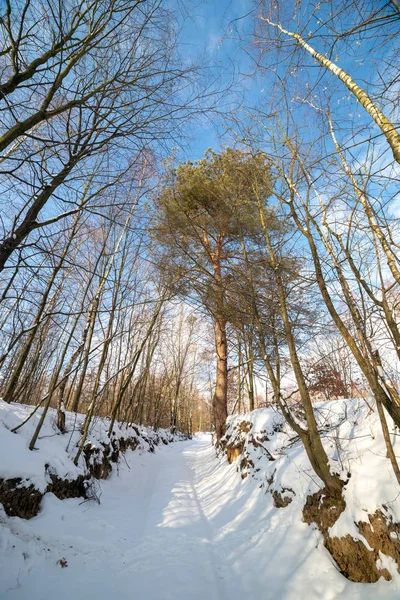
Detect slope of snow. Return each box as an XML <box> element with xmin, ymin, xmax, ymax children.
<box><xmin>0</xmin><ymin>400</ymin><xmax>183</xmax><ymax>492</ymax></box>
<box><xmin>0</xmin><ymin>399</ymin><xmax>399</xmax><ymax>599</ymax></box>
<box><xmin>224</xmin><ymin>398</ymin><xmax>400</xmax><ymax>528</ymax></box>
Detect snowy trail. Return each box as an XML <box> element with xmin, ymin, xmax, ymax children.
<box><xmin>1</xmin><ymin>436</ymin><xmax>244</xmax><ymax>600</ymax></box>
<box><xmin>0</xmin><ymin>434</ymin><xmax>397</xmax><ymax>599</ymax></box>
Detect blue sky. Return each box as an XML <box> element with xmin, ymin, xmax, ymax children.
<box><xmin>175</xmin><ymin>0</ymin><xmax>400</xmax><ymax>173</ymax></box>
<box><xmin>176</xmin><ymin>0</ymin><xmax>258</xmax><ymax>160</ymax></box>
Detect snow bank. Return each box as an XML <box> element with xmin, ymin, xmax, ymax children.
<box><xmin>222</xmin><ymin>398</ymin><xmax>400</xmax><ymax>584</ymax></box>
<box><xmin>0</xmin><ymin>400</ymin><xmax>185</xmax><ymax>498</ymax></box>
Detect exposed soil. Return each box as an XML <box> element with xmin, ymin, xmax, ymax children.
<box><xmin>303</xmin><ymin>488</ymin><xmax>400</xmax><ymax>583</ymax></box>
<box><xmin>303</xmin><ymin>486</ymin><xmax>346</xmax><ymax>531</ymax></box>
<box><xmin>272</xmin><ymin>487</ymin><xmax>295</xmax><ymax>508</ymax></box>
<box><xmin>0</xmin><ymin>478</ymin><xmax>42</xmax><ymax>519</ymax></box>
<box><xmin>47</xmin><ymin>473</ymin><xmax>87</xmax><ymax>500</ymax></box>
<box><xmin>239</xmin><ymin>421</ymin><xmax>252</xmax><ymax>434</ymax></box>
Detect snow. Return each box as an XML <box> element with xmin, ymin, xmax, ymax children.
<box><xmin>0</xmin><ymin>400</ymin><xmax>181</xmax><ymax>492</ymax></box>
<box><xmin>225</xmin><ymin>398</ymin><xmax>400</xmax><ymax>525</ymax></box>
<box><xmin>0</xmin><ymin>399</ymin><xmax>400</xmax><ymax>599</ymax></box>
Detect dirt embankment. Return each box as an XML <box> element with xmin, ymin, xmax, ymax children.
<box><xmin>0</xmin><ymin>431</ymin><xmax>181</xmax><ymax>520</ymax></box>
<box><xmin>222</xmin><ymin>417</ymin><xmax>400</xmax><ymax>583</ymax></box>
<box><xmin>303</xmin><ymin>488</ymin><xmax>400</xmax><ymax>582</ymax></box>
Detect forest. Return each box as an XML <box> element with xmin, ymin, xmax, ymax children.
<box><xmin>0</xmin><ymin>1</ymin><xmax>399</xmax><ymax>599</ymax></box>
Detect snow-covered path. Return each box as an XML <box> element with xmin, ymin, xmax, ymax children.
<box><xmin>2</xmin><ymin>435</ymin><xmax>245</xmax><ymax>600</ymax></box>
<box><xmin>0</xmin><ymin>434</ymin><xmax>398</xmax><ymax>599</ymax></box>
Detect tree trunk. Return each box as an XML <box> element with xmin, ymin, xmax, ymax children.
<box><xmin>263</xmin><ymin>18</ymin><xmax>400</xmax><ymax>164</ymax></box>
<box><xmin>213</xmin><ymin>317</ymin><xmax>228</xmax><ymax>442</ymax></box>
<box><xmin>257</xmin><ymin>199</ymin><xmax>342</xmax><ymax>493</ymax></box>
